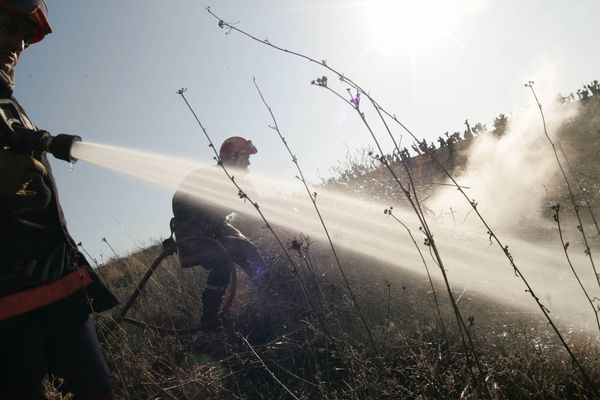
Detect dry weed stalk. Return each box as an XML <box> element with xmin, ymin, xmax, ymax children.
<box><xmin>384</xmin><ymin>206</ymin><xmax>447</xmax><ymax>339</ymax></box>
<box><xmin>205</xmin><ymin>7</ymin><xmax>489</xmax><ymax>395</ymax></box>
<box><xmin>176</xmin><ymin>88</ymin><xmax>316</xmax><ymax>313</ymax></box>
<box><xmin>557</xmin><ymin>142</ymin><xmax>600</xmax><ymax>241</ymax></box>
<box><xmin>290</xmin><ymin>236</ymin><xmax>329</xmax><ymax>314</ymax></box>
<box><xmin>526</xmin><ymin>82</ymin><xmax>599</xmax><ymax>291</ymax></box>
<box><xmin>252</xmin><ymin>77</ymin><xmax>379</xmax><ymax>354</ymax></box>
<box><xmin>206</xmin><ymin>8</ymin><xmax>597</xmax><ymax>397</ymax></box>
<box><xmin>240</xmin><ymin>335</ymin><xmax>301</xmax><ymax>400</ymax></box>
<box><xmin>315</xmin><ymin>80</ymin><xmax>489</xmax><ymax>396</ymax></box>
<box><xmin>550</xmin><ymin>203</ymin><xmax>600</xmax><ymax>332</ymax></box>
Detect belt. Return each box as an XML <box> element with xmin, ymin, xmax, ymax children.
<box><xmin>0</xmin><ymin>267</ymin><xmax>94</xmax><ymax>321</ymax></box>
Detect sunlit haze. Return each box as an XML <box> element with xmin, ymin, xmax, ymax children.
<box><xmin>366</xmin><ymin>0</ymin><xmax>459</xmax><ymax>52</ymax></box>
<box><xmin>71</xmin><ymin>141</ymin><xmax>599</xmax><ymax>331</ymax></box>
<box><xmin>13</xmin><ymin>0</ymin><xmax>600</xmax><ymax>277</ymax></box>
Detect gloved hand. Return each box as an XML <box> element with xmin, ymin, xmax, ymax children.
<box><xmin>0</xmin><ymin>150</ymin><xmax>47</xmax><ymax>199</ymax></box>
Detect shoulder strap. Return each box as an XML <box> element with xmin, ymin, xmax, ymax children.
<box><xmin>0</xmin><ymin>97</ymin><xmax>36</xmax><ymax>148</ymax></box>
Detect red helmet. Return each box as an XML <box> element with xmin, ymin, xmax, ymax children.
<box><xmin>219</xmin><ymin>136</ymin><xmax>257</xmax><ymax>163</ymax></box>
<box><xmin>0</xmin><ymin>0</ymin><xmax>52</xmax><ymax>44</ymax></box>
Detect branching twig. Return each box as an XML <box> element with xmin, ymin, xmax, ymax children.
<box><xmin>557</xmin><ymin>142</ymin><xmax>600</xmax><ymax>242</ymax></box>
<box><xmin>550</xmin><ymin>203</ymin><xmax>600</xmax><ymax>332</ymax></box>
<box><xmin>207</xmin><ymin>8</ymin><xmax>489</xmax><ymax>394</ymax></box>
<box><xmin>176</xmin><ymin>88</ymin><xmax>316</xmax><ymax>313</ymax></box>
<box><xmin>526</xmin><ymin>82</ymin><xmax>599</xmax><ymax>290</ymax></box>
<box><xmin>315</xmin><ymin>81</ymin><xmax>487</xmax><ymax>391</ymax></box>
<box><xmin>385</xmin><ymin>207</ymin><xmax>447</xmax><ymax>339</ymax></box>
<box><xmin>102</xmin><ymin>237</ymin><xmax>119</xmax><ymax>258</ymax></box>
<box><xmin>253</xmin><ymin>77</ymin><xmax>379</xmax><ymax>355</ymax></box>
<box><xmin>206</xmin><ymin>9</ymin><xmax>597</xmax><ymax>396</ymax></box>
<box><xmin>241</xmin><ymin>335</ymin><xmax>301</xmax><ymax>400</ymax></box>
<box><xmin>77</xmin><ymin>241</ymin><xmax>99</xmax><ymax>267</ymax></box>
<box><xmin>292</xmin><ymin>236</ymin><xmax>329</xmax><ymax>313</ymax></box>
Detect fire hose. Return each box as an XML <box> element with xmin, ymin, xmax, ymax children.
<box><xmin>116</xmin><ymin>237</ymin><xmax>237</xmax><ymax>335</ymax></box>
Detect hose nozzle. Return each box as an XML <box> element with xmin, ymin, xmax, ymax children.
<box><xmin>10</xmin><ymin>125</ymin><xmax>81</xmax><ymax>162</ymax></box>
<box><xmin>46</xmin><ymin>133</ymin><xmax>82</xmax><ymax>162</ymax></box>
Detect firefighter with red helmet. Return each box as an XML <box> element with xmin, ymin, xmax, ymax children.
<box><xmin>219</xmin><ymin>135</ymin><xmax>257</xmax><ymax>169</ymax></box>
<box><xmin>172</xmin><ymin>136</ymin><xmax>266</xmax><ymax>332</ymax></box>
<box><xmin>0</xmin><ymin>2</ymin><xmax>118</xmax><ymax>398</ymax></box>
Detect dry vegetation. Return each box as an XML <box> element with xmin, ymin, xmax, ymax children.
<box><xmin>46</xmin><ymin>90</ymin><xmax>600</xmax><ymax>399</ymax></box>
<box><xmin>89</xmin><ymin>232</ymin><xmax>600</xmax><ymax>399</ymax></box>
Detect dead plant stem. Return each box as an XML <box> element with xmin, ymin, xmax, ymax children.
<box><xmin>528</xmin><ymin>83</ymin><xmax>599</xmax><ymax>289</ymax></box>
<box><xmin>386</xmin><ymin>209</ymin><xmax>447</xmax><ymax>339</ymax></box>
<box><xmin>316</xmin><ymin>83</ymin><xmax>486</xmax><ymax>391</ymax></box>
<box><xmin>241</xmin><ymin>335</ymin><xmax>301</xmax><ymax>400</ymax></box>
<box><xmin>252</xmin><ymin>77</ymin><xmax>379</xmax><ymax>355</ymax></box>
<box><xmin>552</xmin><ymin>203</ymin><xmax>600</xmax><ymax>332</ymax></box>
<box><xmin>176</xmin><ymin>89</ymin><xmax>316</xmax><ymax>314</ymax></box>
<box><xmin>557</xmin><ymin>141</ymin><xmax>600</xmax><ymax>241</ymax></box>
<box><xmin>205</xmin><ymin>9</ymin><xmax>596</xmax><ymax>396</ymax></box>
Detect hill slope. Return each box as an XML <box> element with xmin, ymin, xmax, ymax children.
<box><xmin>83</xmin><ymin>92</ymin><xmax>600</xmax><ymax>399</ymax></box>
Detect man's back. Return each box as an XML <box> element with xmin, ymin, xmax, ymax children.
<box><xmin>172</xmin><ymin>167</ymin><xmax>232</xmax><ymax>227</ymax></box>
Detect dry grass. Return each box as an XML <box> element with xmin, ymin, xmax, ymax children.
<box><xmin>49</xmin><ymin>91</ymin><xmax>600</xmax><ymax>400</ymax></box>
<box><xmin>84</xmin><ymin>232</ymin><xmax>600</xmax><ymax>399</ymax></box>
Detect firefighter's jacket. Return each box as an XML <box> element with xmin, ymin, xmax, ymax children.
<box><xmin>172</xmin><ymin>166</ymin><xmax>262</xmax><ymax>271</ymax></box>
<box><xmin>0</xmin><ymin>90</ymin><xmax>117</xmax><ymax>314</ymax></box>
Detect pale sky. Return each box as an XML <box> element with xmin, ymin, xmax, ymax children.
<box><xmin>13</xmin><ymin>0</ymin><xmax>600</xmax><ymax>262</ymax></box>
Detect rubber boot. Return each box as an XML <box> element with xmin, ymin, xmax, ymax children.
<box><xmin>201</xmin><ymin>287</ymin><xmax>225</xmax><ymax>331</ymax></box>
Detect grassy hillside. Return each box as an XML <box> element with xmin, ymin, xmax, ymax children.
<box><xmin>324</xmin><ymin>94</ymin><xmax>600</xmax><ymax>219</ymax></box>
<box><xmin>89</xmin><ymin>236</ymin><xmax>599</xmax><ymax>399</ymax></box>
<box><xmin>71</xmin><ymin>91</ymin><xmax>600</xmax><ymax>399</ymax></box>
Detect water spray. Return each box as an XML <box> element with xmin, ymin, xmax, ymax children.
<box><xmin>68</xmin><ymin>140</ymin><xmax>599</xmax><ymax>327</ymax></box>
<box><xmin>50</xmin><ymin>94</ymin><xmax>597</xmax><ymax>345</ymax></box>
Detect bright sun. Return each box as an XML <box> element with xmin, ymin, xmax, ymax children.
<box><xmin>366</xmin><ymin>0</ymin><xmax>458</xmax><ymax>53</ymax></box>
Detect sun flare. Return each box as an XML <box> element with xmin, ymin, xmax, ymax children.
<box><xmin>366</xmin><ymin>0</ymin><xmax>458</xmax><ymax>53</ymax></box>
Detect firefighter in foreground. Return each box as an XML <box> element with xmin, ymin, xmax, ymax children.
<box><xmin>0</xmin><ymin>1</ymin><xmax>118</xmax><ymax>398</ymax></box>
<box><xmin>172</xmin><ymin>136</ymin><xmax>266</xmax><ymax>331</ymax></box>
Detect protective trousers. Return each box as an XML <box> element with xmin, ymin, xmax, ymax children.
<box><xmin>0</xmin><ymin>296</ymin><xmax>113</xmax><ymax>400</ymax></box>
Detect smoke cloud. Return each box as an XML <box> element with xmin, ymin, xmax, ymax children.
<box><xmin>428</xmin><ymin>88</ymin><xmax>579</xmax><ymax>230</ymax></box>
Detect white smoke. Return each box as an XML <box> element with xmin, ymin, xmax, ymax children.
<box><xmin>428</xmin><ymin>86</ymin><xmax>579</xmax><ymax>230</ymax></box>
